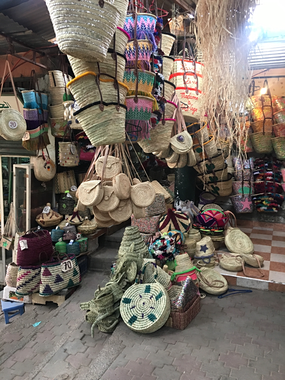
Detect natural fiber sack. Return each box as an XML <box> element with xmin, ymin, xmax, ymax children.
<box><xmin>250</xmin><ymin>132</ymin><xmax>273</xmax><ymax>154</ymax></box>
<box><xmin>120</xmin><ymin>281</ymin><xmax>170</xmax><ymax>333</ymax></box>
<box><xmin>130</xmin><ymin>182</ymin><xmax>156</xmax><ymax>208</ymax></box>
<box><xmin>16</xmin><ymin>265</ymin><xmax>41</xmax><ymax>296</ymax></box>
<box><xmin>58</xmin><ymin>142</ymin><xmax>80</xmax><ymax>167</ymax></box>
<box><xmin>113</xmin><ymin>173</ymin><xmax>131</xmax><ymax>200</ymax></box>
<box><xmin>109</xmin><ymin>199</ymin><xmax>132</xmax><ymax>223</ymax></box>
<box><xmin>131</xmin><ymin>215</ymin><xmax>160</xmax><ymax>234</ymax></box>
<box><xmin>55</xmin><ymin>170</ymin><xmax>77</xmax><ymax>194</ymax></box>
<box><xmin>77</xmin><ymin>180</ymin><xmax>104</xmax><ymax>207</ymax></box>
<box><xmin>95</xmin><ymin>156</ymin><xmax>122</xmax><ymax>180</ymax></box>
<box><xmin>197</xmin><ymin>267</ymin><xmax>228</xmax><ymax>295</ymax></box>
<box><xmin>159</xmin><ymin>209</ymin><xmax>190</xmax><ymax>234</ymax></box>
<box><xmin>0</xmin><ymin>109</ymin><xmax>27</xmax><ymax>141</ymax></box>
<box><xmin>138</xmin><ymin>119</ymin><xmax>175</xmax><ymax>153</ymax></box>
<box><xmin>5</xmin><ymin>262</ymin><xmax>18</xmax><ymax>288</ymax></box>
<box><xmin>33</xmin><ymin>154</ymin><xmax>56</xmax><ymax>182</ymax></box>
<box><xmin>45</xmin><ymin>0</ymin><xmax>120</xmax><ymax>62</ymax></box>
<box><xmin>40</xmin><ymin>254</ymin><xmax>81</xmax><ymax>297</ymax></box>
<box><xmin>219</xmin><ymin>253</ymin><xmax>244</xmax><ymax>272</ymax></box>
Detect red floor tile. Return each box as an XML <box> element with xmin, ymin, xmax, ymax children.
<box><xmin>271</xmin><ymin>246</ymin><xmax>285</xmax><ymax>255</ymax></box>
<box><xmin>236</xmin><ymin>268</ymin><xmax>269</xmax><ymax>280</ymax></box>
<box><xmin>255</xmin><ymin>252</ymin><xmax>271</xmax><ymax>261</ymax></box>
<box><xmin>273</xmin><ymin>223</ymin><xmax>285</xmax><ymax>232</ymax></box>
<box><xmin>270</xmin><ymin>262</ymin><xmax>285</xmax><ymax>272</ymax></box>
<box><xmin>271</xmin><ymin>235</ymin><xmax>285</xmax><ymax>242</ymax></box>
<box><xmin>251</xmin><ymin>238</ymin><xmax>272</xmax><ymax>246</ymax></box>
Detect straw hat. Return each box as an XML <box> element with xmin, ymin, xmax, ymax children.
<box><xmin>130</xmin><ymin>182</ymin><xmax>156</xmax><ymax>208</ymax></box>
<box><xmin>175</xmin><ymin>253</ymin><xmax>193</xmax><ymax>273</ymax></box>
<box><xmin>195</xmin><ymin>236</ymin><xmax>215</xmax><ymax>258</ymax></box>
<box><xmin>113</xmin><ymin>173</ymin><xmax>131</xmax><ymax>200</ymax></box>
<box><xmin>170</xmin><ymin>131</ymin><xmax>193</xmax><ymax>154</ymax></box>
<box><xmin>166</xmin><ymin>150</ymin><xmax>179</xmax><ymax>164</ymax></box>
<box><xmin>77</xmin><ymin>180</ymin><xmax>104</xmax><ymax>207</ymax></box>
<box><xmin>132</xmin><ymin>203</ymin><xmax>146</xmax><ymax>219</ymax></box>
<box><xmin>95</xmin><ymin>156</ymin><xmax>122</xmax><ymax>180</ymax></box>
<box><xmin>96</xmin><ymin>185</ymin><xmax>120</xmax><ymax>212</ymax></box>
<box><xmin>109</xmin><ymin>199</ymin><xmax>132</xmax><ymax>223</ymax></box>
<box><xmin>197</xmin><ymin>267</ymin><xmax>228</xmax><ymax>295</ymax></box>
<box><xmin>188</xmin><ymin>228</ymin><xmax>202</xmax><ymax>243</ymax></box>
<box><xmin>0</xmin><ymin>109</ymin><xmax>27</xmax><ymax>141</ymax></box>
<box><xmin>225</xmin><ymin>227</ymin><xmax>254</xmax><ymax>255</ymax></box>
<box><xmin>176</xmin><ymin>153</ymin><xmax>188</xmax><ymax>168</ymax></box>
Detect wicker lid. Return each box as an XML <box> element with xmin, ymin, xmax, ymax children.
<box><xmin>113</xmin><ymin>173</ymin><xmax>131</xmax><ymax>200</ymax></box>
<box><xmin>170</xmin><ymin>131</ymin><xmax>193</xmax><ymax>154</ymax></box>
<box><xmin>195</xmin><ymin>236</ymin><xmax>215</xmax><ymax>258</ymax></box>
<box><xmin>77</xmin><ymin>180</ymin><xmax>104</xmax><ymax>207</ymax></box>
<box><xmin>225</xmin><ymin>227</ymin><xmax>254</xmax><ymax>255</ymax></box>
<box><xmin>95</xmin><ymin>156</ymin><xmax>122</xmax><ymax>180</ymax></box>
<box><xmin>130</xmin><ymin>181</ymin><xmax>156</xmax><ymax>208</ymax></box>
<box><xmin>96</xmin><ymin>185</ymin><xmax>120</xmax><ymax>212</ymax></box>
<box><xmin>109</xmin><ymin>199</ymin><xmax>132</xmax><ymax>223</ymax></box>
<box><xmin>0</xmin><ymin>109</ymin><xmax>27</xmax><ymax>141</ymax></box>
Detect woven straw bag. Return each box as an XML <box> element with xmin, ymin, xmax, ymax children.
<box><xmin>187</xmin><ymin>149</ymin><xmax>197</xmax><ymax>167</ymax></box>
<box><xmin>58</xmin><ymin>141</ymin><xmax>80</xmax><ymax>167</ymax></box>
<box><xmin>5</xmin><ymin>262</ymin><xmax>19</xmax><ymax>287</ymax></box>
<box><xmin>0</xmin><ymin>109</ymin><xmax>26</xmax><ymax>141</ymax></box>
<box><xmin>141</xmin><ymin>261</ymin><xmax>171</xmax><ymax>290</ymax></box>
<box><xmin>55</xmin><ymin>170</ymin><xmax>77</xmax><ymax>194</ymax></box>
<box><xmin>113</xmin><ymin>173</ymin><xmax>131</xmax><ymax>200</ymax></box>
<box><xmin>132</xmin><ymin>203</ymin><xmax>146</xmax><ymax>219</ymax></box>
<box><xmin>74</xmin><ymin>102</ymin><xmax>126</xmax><ymax>147</ymax></box>
<box><xmin>164</xmin><ymin>80</ymin><xmax>176</xmax><ymax>100</ymax></box>
<box><xmin>16</xmin><ymin>265</ymin><xmax>41</xmax><ymax>296</ymax></box>
<box><xmin>109</xmin><ymin>199</ymin><xmax>132</xmax><ymax>223</ymax></box>
<box><xmin>126</xmin><ymin>95</ymin><xmax>154</xmax><ymax>121</ymax></box>
<box><xmin>198</xmin><ymin>164</ymin><xmax>228</xmax><ymax>184</ymax></box>
<box><xmin>66</xmin><ymin>211</ymin><xmax>84</xmax><ymax>226</ymax></box>
<box><xmin>206</xmin><ymin>173</ymin><xmax>233</xmax><ymax>197</ymax></box>
<box><xmin>96</xmin><ymin>185</ymin><xmax>120</xmax><ymax>212</ymax></box>
<box><xmin>138</xmin><ymin>119</ymin><xmax>175</xmax><ymax>153</ymax></box>
<box><xmin>77</xmin><ymin>218</ymin><xmax>97</xmax><ymax>235</ymax></box>
<box><xmin>194</xmin><ymin>135</ymin><xmax>218</xmax><ymax>160</ymax></box>
<box><xmin>49</xmin><ymin>104</ymin><xmax>64</xmax><ymax>119</ymax></box>
<box><xmin>17</xmin><ymin>230</ymin><xmax>53</xmax><ymax>266</ymax></box>
<box><xmin>145</xmin><ymin>194</ymin><xmax>166</xmax><ymax>217</ymax></box>
<box><xmin>225</xmin><ymin>227</ymin><xmax>254</xmax><ymax>255</ymax></box>
<box><xmin>125</xmin><ymin>39</ymin><xmax>153</xmax><ymax>63</ymax></box>
<box><xmin>95</xmin><ymin>156</ymin><xmax>122</xmax><ymax>180</ymax></box>
<box><xmin>124</xmin><ymin>13</ymin><xmax>157</xmax><ymax>39</ymax></box>
<box><xmin>164</xmin><ymin>100</ymin><xmax>177</xmax><ymax>119</ymax></box>
<box><xmin>219</xmin><ymin>253</ymin><xmax>244</xmax><ymax>272</ymax></box>
<box><xmin>110</xmin><ymin>27</ymin><xmax>130</xmax><ymax>55</ymax></box>
<box><xmin>159</xmin><ymin>209</ymin><xmax>190</xmax><ymax>234</ymax></box>
<box><xmin>194</xmin><ymin>151</ymin><xmax>225</xmax><ymax>174</ymax></box>
<box><xmin>48</xmin><ymin>70</ymin><xmax>70</xmax><ymax>87</ymax></box>
<box><xmin>170</xmin><ymin>130</ymin><xmax>193</xmax><ymax>154</ymax></box>
<box><xmin>197</xmin><ymin>267</ymin><xmax>228</xmax><ymax>295</ymax></box>
<box><xmin>272</xmin><ymin>137</ymin><xmax>285</xmax><ymax>159</ymax></box>
<box><xmin>187</xmin><ymin>122</ymin><xmax>209</xmax><ymax>145</ymax></box>
<box><xmin>77</xmin><ymin>180</ymin><xmax>104</xmax><ymax>207</ymax></box>
<box><xmin>188</xmin><ymin>228</ymin><xmax>201</xmax><ymax>243</ymax></box>
<box><xmin>49</xmin><ymin>86</ymin><xmax>65</xmax><ymax>105</ymax></box>
<box><xmin>162</xmin><ymin>56</ymin><xmax>174</xmax><ymax>81</ymax></box>
<box><xmin>161</xmin><ymin>32</ymin><xmax>176</xmax><ymax>56</ymax></box>
<box><xmin>251</xmin><ymin>119</ymin><xmax>273</xmax><ymax>133</ymax></box>
<box><xmin>45</xmin><ymin>0</ymin><xmax>120</xmax><ymax>61</ymax></box>
<box><xmin>151</xmin><ymin>181</ymin><xmax>172</xmax><ymax>202</ymax></box>
<box><xmin>120</xmin><ymin>280</ymin><xmax>170</xmax><ymax>333</ymax></box>
<box><xmin>231</xmin><ymin>194</ymin><xmax>253</xmax><ymax>214</ymax></box>
<box><xmin>130</xmin><ymin>182</ymin><xmax>156</xmax><ymax>208</ymax></box>
<box><xmin>250</xmin><ymin>132</ymin><xmax>273</xmax><ymax>154</ymax></box>
<box><xmin>123</xmin><ymin>69</ymin><xmax>155</xmax><ymax>93</ymax></box>
<box><xmin>36</xmin><ymin>206</ymin><xmax>63</xmax><ymax>228</ymax></box>
<box><xmin>40</xmin><ymin>254</ymin><xmax>81</xmax><ymax>297</ymax></box>
<box><xmin>33</xmin><ymin>154</ymin><xmax>56</xmax><ymax>182</ymax></box>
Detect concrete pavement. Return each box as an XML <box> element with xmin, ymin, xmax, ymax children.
<box><xmin>0</xmin><ymin>270</ymin><xmax>285</xmax><ymax>380</ymax></box>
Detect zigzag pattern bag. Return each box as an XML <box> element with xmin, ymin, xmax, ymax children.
<box><xmin>40</xmin><ymin>254</ymin><xmax>81</xmax><ymax>297</ymax></box>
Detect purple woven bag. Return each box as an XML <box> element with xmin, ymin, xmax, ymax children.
<box><xmin>17</xmin><ymin>230</ymin><xmax>53</xmax><ymax>266</ymax></box>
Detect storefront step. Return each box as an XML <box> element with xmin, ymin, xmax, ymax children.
<box><xmin>100</xmin><ymin>228</ymin><xmax>125</xmax><ymax>250</ymax></box>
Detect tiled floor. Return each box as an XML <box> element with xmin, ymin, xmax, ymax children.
<box><xmin>214</xmin><ymin>220</ymin><xmax>285</xmax><ymax>292</ymax></box>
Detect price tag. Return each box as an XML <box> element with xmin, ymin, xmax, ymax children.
<box><xmin>9</xmin><ymin>120</ymin><xmax>18</xmax><ymax>129</ymax></box>
<box><xmin>76</xmin><ymin>233</ymin><xmax>82</xmax><ymax>240</ymax></box>
<box><xmin>61</xmin><ymin>259</ymin><xmax>73</xmax><ymax>273</ymax></box>
<box><xmin>70</xmin><ymin>144</ymin><xmax>77</xmax><ymax>155</ymax></box>
<box><xmin>70</xmin><ymin>185</ymin><xmax>77</xmax><ymax>192</ymax></box>
<box><xmin>69</xmin><ymin>240</ymin><xmax>74</xmax><ymax>245</ymax></box>
<box><xmin>22</xmin><ymin>131</ymin><xmax>30</xmax><ymax>141</ymax></box>
<box><xmin>43</xmin><ymin>206</ymin><xmax>51</xmax><ymax>214</ymax></box>
<box><xmin>20</xmin><ymin>240</ymin><xmax>28</xmax><ymax>250</ymax></box>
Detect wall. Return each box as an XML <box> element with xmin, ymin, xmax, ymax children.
<box><xmin>252</xmin><ymin>68</ymin><xmax>285</xmax><ymax>96</ymax></box>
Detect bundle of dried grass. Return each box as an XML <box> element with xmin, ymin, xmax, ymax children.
<box><xmin>195</xmin><ymin>0</ymin><xmax>256</xmax><ymax>159</ymax></box>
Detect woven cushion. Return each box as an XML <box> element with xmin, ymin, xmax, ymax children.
<box><xmin>159</xmin><ymin>209</ymin><xmax>190</xmax><ymax>234</ymax></box>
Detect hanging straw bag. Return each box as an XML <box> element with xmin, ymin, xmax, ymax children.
<box><xmin>55</xmin><ymin>170</ymin><xmax>77</xmax><ymax>194</ymax></box>
<box><xmin>205</xmin><ymin>173</ymin><xmax>233</xmax><ymax>197</ymax></box>
<box><xmin>45</xmin><ymin>0</ymin><xmax>121</xmax><ymax>61</ymax></box>
<box><xmin>123</xmin><ymin>69</ymin><xmax>155</xmax><ymax>93</ymax></box>
<box><xmin>231</xmin><ymin>194</ymin><xmax>253</xmax><ymax>214</ymax></box>
<box><xmin>120</xmin><ymin>277</ymin><xmax>170</xmax><ymax>333</ymax></box>
<box><xmin>15</xmin><ymin>265</ymin><xmax>41</xmax><ymax>296</ymax></box>
<box><xmin>95</xmin><ymin>155</ymin><xmax>122</xmax><ymax>180</ymax></box>
<box><xmin>130</xmin><ymin>181</ymin><xmax>156</xmax><ymax>208</ymax></box>
<box><xmin>40</xmin><ymin>254</ymin><xmax>81</xmax><ymax>297</ymax></box>
<box><xmin>33</xmin><ymin>151</ymin><xmax>56</xmax><ymax>182</ymax></box>
<box><xmin>77</xmin><ymin>180</ymin><xmax>104</xmax><ymax>207</ymax></box>
<box><xmin>138</xmin><ymin>118</ymin><xmax>175</xmax><ymax>153</ymax></box>
<box><xmin>0</xmin><ymin>202</ymin><xmax>17</xmax><ymax>250</ymax></box>
<box><xmin>145</xmin><ymin>194</ymin><xmax>166</xmax><ymax>217</ymax></box>
<box><xmin>58</xmin><ymin>132</ymin><xmax>80</xmax><ymax>168</ymax></box>
<box><xmin>5</xmin><ymin>262</ymin><xmax>19</xmax><ymax>288</ymax></box>
<box><xmin>0</xmin><ymin>61</ymin><xmax>26</xmax><ymax>141</ymax></box>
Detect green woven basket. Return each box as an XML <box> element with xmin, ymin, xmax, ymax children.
<box><xmin>272</xmin><ymin>136</ymin><xmax>285</xmax><ymax>159</ymax></box>
<box><xmin>250</xmin><ymin>132</ymin><xmax>273</xmax><ymax>154</ymax></box>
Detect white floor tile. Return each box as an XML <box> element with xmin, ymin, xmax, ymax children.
<box><xmin>250</xmin><ymin>233</ymin><xmax>273</xmax><ymax>240</ymax></box>
<box><xmin>272</xmin><ymin>240</ymin><xmax>285</xmax><ymax>248</ymax></box>
<box><xmin>273</xmin><ymin>231</ymin><xmax>285</xmax><ymax>237</ymax></box>
<box><xmin>270</xmin><ymin>254</ymin><xmax>285</xmax><ymax>263</ymax></box>
<box><xmin>252</xmin><ymin>226</ymin><xmax>273</xmax><ymax>231</ymax></box>
<box><xmin>215</xmin><ymin>265</ymin><xmax>238</xmax><ymax>276</ymax></box>
<box><xmin>269</xmin><ymin>271</ymin><xmax>285</xmax><ymax>283</ymax></box>
<box><xmin>253</xmin><ymin>244</ymin><xmax>272</xmax><ymax>253</ymax></box>
<box><xmin>262</xmin><ymin>260</ymin><xmax>270</xmax><ymax>270</ymax></box>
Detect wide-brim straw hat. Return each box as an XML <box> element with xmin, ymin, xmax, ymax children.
<box><xmin>96</xmin><ymin>185</ymin><xmax>120</xmax><ymax>212</ymax></box>
<box><xmin>130</xmin><ymin>182</ymin><xmax>156</xmax><ymax>208</ymax></box>
<box><xmin>113</xmin><ymin>173</ymin><xmax>131</xmax><ymax>200</ymax></box>
<box><xmin>109</xmin><ymin>199</ymin><xmax>132</xmax><ymax>223</ymax></box>
<box><xmin>195</xmin><ymin>236</ymin><xmax>215</xmax><ymax>258</ymax></box>
<box><xmin>197</xmin><ymin>267</ymin><xmax>228</xmax><ymax>295</ymax></box>
<box><xmin>188</xmin><ymin>228</ymin><xmax>202</xmax><ymax>243</ymax></box>
<box><xmin>225</xmin><ymin>227</ymin><xmax>254</xmax><ymax>255</ymax></box>
<box><xmin>170</xmin><ymin>130</ymin><xmax>193</xmax><ymax>154</ymax></box>
<box><xmin>132</xmin><ymin>203</ymin><xmax>146</xmax><ymax>219</ymax></box>
<box><xmin>0</xmin><ymin>109</ymin><xmax>27</xmax><ymax>141</ymax></box>
<box><xmin>95</xmin><ymin>156</ymin><xmax>122</xmax><ymax>180</ymax></box>
<box><xmin>77</xmin><ymin>180</ymin><xmax>104</xmax><ymax>207</ymax></box>
<box><xmin>175</xmin><ymin>253</ymin><xmax>193</xmax><ymax>273</ymax></box>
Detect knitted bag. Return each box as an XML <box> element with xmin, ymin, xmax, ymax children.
<box><xmin>145</xmin><ymin>194</ymin><xmax>166</xmax><ymax>217</ymax></box>
<box><xmin>131</xmin><ymin>215</ymin><xmax>160</xmax><ymax>234</ymax></box>
<box><xmin>158</xmin><ymin>209</ymin><xmax>190</xmax><ymax>234</ymax></box>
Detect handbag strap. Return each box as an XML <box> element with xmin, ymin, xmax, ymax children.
<box><xmin>0</xmin><ymin>60</ymin><xmax>20</xmax><ymax>112</ymax></box>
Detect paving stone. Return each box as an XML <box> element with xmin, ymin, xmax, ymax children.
<box><xmin>226</xmin><ymin>332</ymin><xmax>252</xmax><ymax>346</ymax></box>
<box><xmin>173</xmin><ymin>355</ymin><xmax>202</xmax><ymax>373</ymax></box>
<box><xmin>0</xmin><ymin>356</ymin><xmax>16</xmax><ymax>369</ymax></box>
<box><xmin>218</xmin><ymin>351</ymin><xmax>249</xmax><ymax>369</ymax></box>
<box><xmin>192</xmin><ymin>346</ymin><xmax>221</xmax><ymax>362</ymax></box>
<box><xmin>152</xmin><ymin>364</ymin><xmax>182</xmax><ymax>380</ymax></box>
<box><xmin>40</xmin><ymin>359</ymin><xmax>74</xmax><ymax>379</ymax></box>
<box><xmin>48</xmin><ymin>347</ymin><xmax>69</xmax><ymax>365</ymax></box>
<box><xmin>131</xmin><ymin>375</ymin><xmax>157</xmax><ymax>380</ymax></box>
<box><xmin>109</xmin><ymin>356</ymin><xmax>130</xmax><ymax>370</ymax></box>
<box><xmin>262</xmin><ymin>372</ymin><xmax>285</xmax><ymax>380</ymax></box>
<box><xmin>11</xmin><ymin>360</ymin><xmax>34</xmax><ymax>376</ymax></box>
<box><xmin>141</xmin><ymin>337</ymin><xmax>168</xmax><ymax>350</ymax></box>
<box><xmin>236</xmin><ymin>342</ymin><xmax>267</xmax><ymax>360</ymax></box>
<box><xmin>167</xmin><ymin>342</ymin><xmax>192</xmax><ymax>358</ymax></box>
<box><xmin>10</xmin><ymin>348</ymin><xmax>35</xmax><ymax>362</ymax></box>
<box><xmin>231</xmin><ymin>365</ymin><xmax>263</xmax><ymax>380</ymax></box>
<box><xmin>248</xmin><ymin>357</ymin><xmax>280</xmax><ymax>376</ymax></box>
<box><xmin>120</xmin><ymin>344</ymin><xmax>149</xmax><ymax>361</ymax></box>
<box><xmin>146</xmin><ymin>349</ymin><xmax>174</xmax><ymax>367</ymax></box>
<box><xmin>101</xmin><ymin>367</ymin><xmax>133</xmax><ymax>380</ymax></box>
<box><xmin>201</xmin><ymin>361</ymin><xmax>231</xmax><ymax>377</ymax></box>
<box><xmin>251</xmin><ymin>337</ymin><xmax>280</xmax><ymax>350</ymax></box>
<box><xmin>208</xmin><ymin>339</ymin><xmax>237</xmax><ymax>354</ymax></box>
<box><xmin>65</xmin><ymin>353</ymin><xmax>92</xmax><ymax>370</ymax></box>
<box><xmin>62</xmin><ymin>339</ymin><xmax>88</xmax><ymax>355</ymax></box>
<box><xmin>126</xmin><ymin>359</ymin><xmax>155</xmax><ymax>377</ymax></box>
<box><xmin>0</xmin><ymin>368</ymin><xmax>22</xmax><ymax>380</ymax></box>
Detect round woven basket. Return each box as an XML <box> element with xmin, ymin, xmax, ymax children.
<box><xmin>205</xmin><ymin>173</ymin><xmax>233</xmax><ymax>197</ymax></box>
<box><xmin>74</xmin><ymin>102</ymin><xmax>126</xmax><ymax>147</ymax></box>
<box><xmin>67</xmin><ymin>72</ymin><xmax>129</xmax><ymax>109</ymax></box>
<box><xmin>45</xmin><ymin>0</ymin><xmax>120</xmax><ymax>62</ymax></box>
<box><xmin>138</xmin><ymin>119</ymin><xmax>175</xmax><ymax>153</ymax></box>
<box><xmin>130</xmin><ymin>182</ymin><xmax>156</xmax><ymax>208</ymax></box>
<box><xmin>125</xmin><ymin>39</ymin><xmax>153</xmax><ymax>63</ymax></box>
<box><xmin>164</xmin><ymin>80</ymin><xmax>176</xmax><ymax>100</ymax></box>
<box><xmin>49</xmin><ymin>104</ymin><xmax>64</xmax><ymax>119</ymax></box>
<box><xmin>250</xmin><ymin>132</ymin><xmax>273</xmax><ymax>154</ymax></box>
<box><xmin>162</xmin><ymin>56</ymin><xmax>174</xmax><ymax>81</ymax></box>
<box><xmin>123</xmin><ymin>69</ymin><xmax>155</xmax><ymax>93</ymax></box>
<box><xmin>272</xmin><ymin>136</ymin><xmax>285</xmax><ymax>159</ymax></box>
<box><xmin>49</xmin><ymin>87</ymin><xmax>65</xmax><ymax>105</ymax></box>
<box><xmin>164</xmin><ymin>100</ymin><xmax>177</xmax><ymax>119</ymax></box>
<box><xmin>0</xmin><ymin>109</ymin><xmax>27</xmax><ymax>141</ymax></box>
<box><xmin>170</xmin><ymin>130</ymin><xmax>193</xmax><ymax>154</ymax></box>
<box><xmin>120</xmin><ymin>281</ymin><xmax>170</xmax><ymax>333</ymax></box>
<box><xmin>110</xmin><ymin>27</ymin><xmax>130</xmax><ymax>55</ymax></box>
<box><xmin>251</xmin><ymin>119</ymin><xmax>273</xmax><ymax>133</ymax></box>
<box><xmin>95</xmin><ymin>156</ymin><xmax>122</xmax><ymax>180</ymax></box>
<box><xmin>77</xmin><ymin>180</ymin><xmax>104</xmax><ymax>207</ymax></box>
<box><xmin>49</xmin><ymin>70</ymin><xmax>69</xmax><ymax>88</ymax></box>
<box><xmin>5</xmin><ymin>262</ymin><xmax>19</xmax><ymax>287</ymax></box>
<box><xmin>225</xmin><ymin>227</ymin><xmax>254</xmax><ymax>255</ymax></box>
<box><xmin>113</xmin><ymin>173</ymin><xmax>131</xmax><ymax>200</ymax></box>
<box><xmin>93</xmin><ymin>206</ymin><xmax>114</xmax><ymax>222</ymax></box>
<box><xmin>96</xmin><ymin>185</ymin><xmax>120</xmax><ymax>212</ymax></box>
<box><xmin>109</xmin><ymin>199</ymin><xmax>132</xmax><ymax>223</ymax></box>
<box><xmin>161</xmin><ymin>32</ymin><xmax>176</xmax><ymax>56</ymax></box>
<box><xmin>77</xmin><ymin>218</ymin><xmax>98</xmax><ymax>235</ymax></box>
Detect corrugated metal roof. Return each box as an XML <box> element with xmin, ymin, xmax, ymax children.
<box><xmin>249</xmin><ymin>40</ymin><xmax>285</xmax><ymax>70</ymax></box>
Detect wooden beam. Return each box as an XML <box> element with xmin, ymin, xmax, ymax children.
<box><xmin>174</xmin><ymin>0</ymin><xmax>195</xmax><ymax>12</ymax></box>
